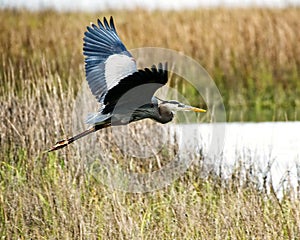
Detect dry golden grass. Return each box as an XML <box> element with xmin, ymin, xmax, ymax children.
<box><xmin>1</xmin><ymin>8</ymin><xmax>300</xmax><ymax>120</ymax></box>
<box><xmin>1</xmin><ymin>8</ymin><xmax>300</xmax><ymax>239</ymax></box>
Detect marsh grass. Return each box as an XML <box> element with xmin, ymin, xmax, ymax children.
<box><xmin>1</xmin><ymin>8</ymin><xmax>300</xmax><ymax>239</ymax></box>
<box><xmin>1</xmin><ymin>8</ymin><xmax>299</xmax><ymax>121</ymax></box>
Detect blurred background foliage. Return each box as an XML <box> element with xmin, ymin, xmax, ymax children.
<box><xmin>1</xmin><ymin>8</ymin><xmax>299</xmax><ymax>122</ymax></box>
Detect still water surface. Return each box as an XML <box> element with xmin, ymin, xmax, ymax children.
<box><xmin>175</xmin><ymin>122</ymin><xmax>300</xmax><ymax>196</ymax></box>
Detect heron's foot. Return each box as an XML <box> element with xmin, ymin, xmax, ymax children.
<box><xmin>47</xmin><ymin>139</ymin><xmax>69</xmax><ymax>152</ymax></box>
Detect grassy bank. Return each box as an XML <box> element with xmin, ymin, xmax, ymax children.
<box><xmin>1</xmin><ymin>8</ymin><xmax>300</xmax><ymax>239</ymax></box>
<box><xmin>1</xmin><ymin>154</ymin><xmax>300</xmax><ymax>239</ymax></box>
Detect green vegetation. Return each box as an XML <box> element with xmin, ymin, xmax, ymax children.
<box><xmin>1</xmin><ymin>8</ymin><xmax>300</xmax><ymax>239</ymax></box>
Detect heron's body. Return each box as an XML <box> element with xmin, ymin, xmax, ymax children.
<box><xmin>48</xmin><ymin>17</ymin><xmax>205</xmax><ymax>152</ymax></box>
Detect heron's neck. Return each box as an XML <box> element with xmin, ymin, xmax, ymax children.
<box><xmin>155</xmin><ymin>106</ymin><xmax>173</xmax><ymax>124</ymax></box>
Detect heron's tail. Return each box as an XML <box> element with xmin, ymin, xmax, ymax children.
<box><xmin>47</xmin><ymin>123</ymin><xmax>110</xmax><ymax>152</ymax></box>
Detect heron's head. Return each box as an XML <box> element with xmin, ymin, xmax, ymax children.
<box><xmin>140</xmin><ymin>97</ymin><xmax>206</xmax><ymax>124</ymax></box>
<box><xmin>158</xmin><ymin>99</ymin><xmax>206</xmax><ymax>114</ymax></box>
<box><xmin>153</xmin><ymin>99</ymin><xmax>206</xmax><ymax>124</ymax></box>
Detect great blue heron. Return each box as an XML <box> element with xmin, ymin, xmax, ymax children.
<box><xmin>48</xmin><ymin>17</ymin><xmax>206</xmax><ymax>152</ymax></box>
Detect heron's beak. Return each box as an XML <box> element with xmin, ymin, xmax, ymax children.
<box><xmin>184</xmin><ymin>106</ymin><xmax>207</xmax><ymax>113</ymax></box>
<box><xmin>186</xmin><ymin>106</ymin><xmax>206</xmax><ymax>112</ymax></box>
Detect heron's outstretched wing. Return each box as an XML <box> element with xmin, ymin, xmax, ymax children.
<box><xmin>102</xmin><ymin>63</ymin><xmax>168</xmax><ymax>114</ymax></box>
<box><xmin>83</xmin><ymin>17</ymin><xmax>137</xmax><ymax>103</ymax></box>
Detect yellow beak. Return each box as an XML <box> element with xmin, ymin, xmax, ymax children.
<box><xmin>186</xmin><ymin>106</ymin><xmax>207</xmax><ymax>113</ymax></box>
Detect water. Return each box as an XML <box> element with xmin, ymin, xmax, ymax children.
<box><xmin>176</xmin><ymin>121</ymin><xmax>300</xmax><ymax>196</ymax></box>
<box><xmin>1</xmin><ymin>0</ymin><xmax>300</xmax><ymax>12</ymax></box>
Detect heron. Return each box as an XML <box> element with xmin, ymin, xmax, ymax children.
<box><xmin>48</xmin><ymin>17</ymin><xmax>206</xmax><ymax>152</ymax></box>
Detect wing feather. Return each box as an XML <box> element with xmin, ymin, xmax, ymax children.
<box><xmin>102</xmin><ymin>63</ymin><xmax>168</xmax><ymax>114</ymax></box>
<box><xmin>83</xmin><ymin>17</ymin><xmax>137</xmax><ymax>103</ymax></box>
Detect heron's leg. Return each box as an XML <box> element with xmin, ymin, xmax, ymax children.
<box><xmin>47</xmin><ymin>122</ymin><xmax>111</xmax><ymax>152</ymax></box>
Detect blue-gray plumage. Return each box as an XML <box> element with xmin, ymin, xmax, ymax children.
<box><xmin>84</xmin><ymin>16</ymin><xmax>136</xmax><ymax>103</ymax></box>
<box><xmin>48</xmin><ymin>17</ymin><xmax>206</xmax><ymax>152</ymax></box>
